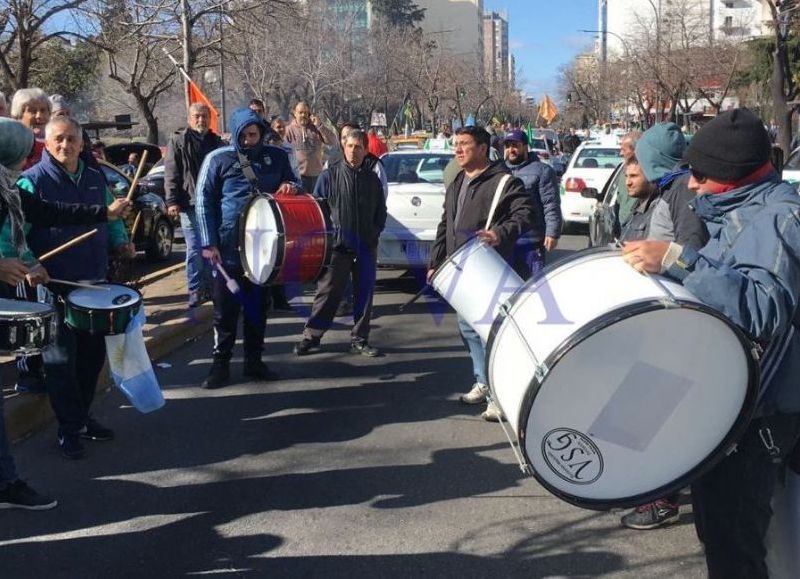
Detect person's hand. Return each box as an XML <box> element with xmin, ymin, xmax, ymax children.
<box><xmin>621</xmin><ymin>240</ymin><xmax>670</xmax><ymax>274</ymax></box>
<box><xmin>276</xmin><ymin>182</ymin><xmax>299</xmax><ymax>196</ymax></box>
<box><xmin>203</xmin><ymin>246</ymin><xmax>221</xmax><ymax>266</ymax></box>
<box><xmin>167</xmin><ymin>205</ymin><xmax>181</xmax><ymax>218</ymax></box>
<box><xmin>117</xmin><ymin>242</ymin><xmax>137</xmax><ymax>260</ymax></box>
<box><xmin>26</xmin><ymin>263</ymin><xmax>49</xmax><ymax>286</ymax></box>
<box><xmin>107</xmin><ymin>198</ymin><xmax>132</xmax><ymax>220</ymax></box>
<box><xmin>544</xmin><ymin>236</ymin><xmax>558</xmax><ymax>252</ymax></box>
<box><xmin>310</xmin><ymin>114</ymin><xmax>321</xmax><ymax>127</ymax></box>
<box><xmin>426</xmin><ymin>268</ymin><xmax>435</xmax><ymax>284</ymax></box>
<box><xmin>0</xmin><ymin>258</ymin><xmax>29</xmax><ymax>285</ymax></box>
<box><xmin>476</xmin><ymin>229</ymin><xmax>499</xmax><ymax>246</ymax></box>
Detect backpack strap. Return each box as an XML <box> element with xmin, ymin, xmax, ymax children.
<box><xmin>484</xmin><ymin>174</ymin><xmax>511</xmax><ymax>230</ymax></box>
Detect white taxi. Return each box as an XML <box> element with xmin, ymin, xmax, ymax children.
<box><xmin>560</xmin><ymin>138</ymin><xmax>621</xmax><ymax>229</ymax></box>
<box><xmin>377</xmin><ymin>148</ymin><xmax>453</xmax><ymax>269</ymax></box>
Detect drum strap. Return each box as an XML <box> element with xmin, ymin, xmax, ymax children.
<box><xmin>237</xmin><ymin>152</ymin><xmax>267</xmax><ymax>196</ymax></box>
<box><xmin>485</xmin><ymin>174</ymin><xmax>511</xmax><ymax>230</ymax></box>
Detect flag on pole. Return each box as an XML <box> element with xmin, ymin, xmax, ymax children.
<box><xmin>187</xmin><ymin>78</ymin><xmax>220</xmax><ymax>134</ymax></box>
<box><xmin>538</xmin><ymin>95</ymin><xmax>558</xmax><ymax>125</ymax></box>
<box><xmin>526</xmin><ymin>122</ymin><xmax>534</xmax><ymax>145</ymax></box>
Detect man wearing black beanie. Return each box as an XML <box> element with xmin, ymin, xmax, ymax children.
<box><xmin>620</xmin><ymin>108</ymin><xmax>800</xmax><ymax>578</ymax></box>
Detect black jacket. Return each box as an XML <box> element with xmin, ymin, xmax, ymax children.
<box><xmin>314</xmin><ymin>159</ymin><xmax>387</xmax><ymax>251</ymax></box>
<box><xmin>621</xmin><ymin>172</ymin><xmax>708</xmax><ymax>250</ymax></box>
<box><xmin>164</xmin><ymin>128</ymin><xmax>223</xmax><ymax>209</ymax></box>
<box><xmin>429</xmin><ymin>161</ymin><xmax>535</xmax><ymax>269</ymax></box>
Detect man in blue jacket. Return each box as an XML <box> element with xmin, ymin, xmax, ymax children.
<box><xmin>622</xmin><ymin>109</ymin><xmax>800</xmax><ymax>578</ymax></box>
<box><xmin>196</xmin><ymin>108</ymin><xmax>300</xmax><ymax>389</ymax></box>
<box><xmin>502</xmin><ymin>129</ymin><xmax>561</xmax><ymax>278</ymax></box>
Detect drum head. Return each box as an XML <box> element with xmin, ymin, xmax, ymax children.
<box><xmin>241</xmin><ymin>196</ymin><xmax>282</xmax><ymax>285</ymax></box>
<box><xmin>522</xmin><ymin>303</ymin><xmax>757</xmax><ymax>509</ymax></box>
<box><xmin>0</xmin><ymin>298</ymin><xmax>53</xmax><ymax>317</ymax></box>
<box><xmin>67</xmin><ymin>284</ymin><xmax>142</xmax><ymax>310</ymax></box>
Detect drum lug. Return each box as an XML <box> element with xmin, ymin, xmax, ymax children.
<box><xmin>534</xmin><ymin>364</ymin><xmax>549</xmax><ymax>381</ymax></box>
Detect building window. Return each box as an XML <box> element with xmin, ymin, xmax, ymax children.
<box><xmin>724</xmin><ymin>16</ymin><xmax>733</xmax><ymax>28</ymax></box>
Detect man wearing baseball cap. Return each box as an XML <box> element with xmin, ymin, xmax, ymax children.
<box><xmin>621</xmin><ymin>108</ymin><xmax>800</xmax><ymax>578</ymax></box>
<box><xmin>502</xmin><ymin>129</ymin><xmax>561</xmax><ymax>279</ymax></box>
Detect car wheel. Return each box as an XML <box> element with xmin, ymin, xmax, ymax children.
<box><xmin>146</xmin><ymin>217</ymin><xmax>173</xmax><ymax>261</ymax></box>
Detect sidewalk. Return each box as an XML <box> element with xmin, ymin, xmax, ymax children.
<box><xmin>1</xmin><ymin>265</ymin><xmax>212</xmax><ymax>442</ymax></box>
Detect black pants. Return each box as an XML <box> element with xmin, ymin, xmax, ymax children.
<box><xmin>304</xmin><ymin>248</ymin><xmax>377</xmax><ymax>342</ymax></box>
<box><xmin>691</xmin><ymin>413</ymin><xmax>800</xmax><ymax>579</ymax></box>
<box><xmin>45</xmin><ymin>307</ymin><xmax>107</xmax><ymax>436</ymax></box>
<box><xmin>211</xmin><ymin>269</ymin><xmax>271</xmax><ymax>362</ymax></box>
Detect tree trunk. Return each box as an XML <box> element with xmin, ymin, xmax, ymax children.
<box><xmin>181</xmin><ymin>0</ymin><xmax>193</xmax><ymax>112</ymax></box>
<box><xmin>132</xmin><ymin>91</ymin><xmax>159</xmax><ymax>144</ymax></box>
<box><xmin>771</xmin><ymin>39</ymin><xmax>792</xmax><ymax>153</ymax></box>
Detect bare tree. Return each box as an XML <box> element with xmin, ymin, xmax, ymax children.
<box><xmin>766</xmin><ymin>0</ymin><xmax>799</xmax><ymax>152</ymax></box>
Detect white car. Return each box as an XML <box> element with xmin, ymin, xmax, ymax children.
<box><xmin>377</xmin><ymin>150</ymin><xmax>453</xmax><ymax>268</ymax></box>
<box><xmin>560</xmin><ymin>139</ymin><xmax>621</xmax><ymax>228</ymax></box>
<box><xmin>783</xmin><ymin>148</ymin><xmax>800</xmax><ymax>192</ymax></box>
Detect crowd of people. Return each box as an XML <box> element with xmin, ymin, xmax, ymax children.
<box><xmin>0</xmin><ymin>84</ymin><xmax>798</xmax><ymax>577</ymax></box>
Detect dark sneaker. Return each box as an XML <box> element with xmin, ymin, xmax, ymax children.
<box><xmin>243</xmin><ymin>360</ymin><xmax>279</xmax><ymax>381</ymax></box>
<box><xmin>80</xmin><ymin>418</ymin><xmax>114</xmax><ymax>442</ymax></box>
<box><xmin>350</xmin><ymin>341</ymin><xmax>379</xmax><ymax>357</ymax></box>
<box><xmin>14</xmin><ymin>372</ymin><xmax>47</xmax><ymax>395</ymax></box>
<box><xmin>294</xmin><ymin>337</ymin><xmax>321</xmax><ymax>356</ymax></box>
<box><xmin>0</xmin><ymin>480</ymin><xmax>57</xmax><ymax>510</ymax></box>
<box><xmin>335</xmin><ymin>301</ymin><xmax>353</xmax><ymax>317</ymax></box>
<box><xmin>621</xmin><ymin>499</ymin><xmax>680</xmax><ymax>530</ymax></box>
<box><xmin>58</xmin><ymin>433</ymin><xmax>85</xmax><ymax>460</ymax></box>
<box><xmin>201</xmin><ymin>360</ymin><xmax>230</xmax><ymax>389</ymax></box>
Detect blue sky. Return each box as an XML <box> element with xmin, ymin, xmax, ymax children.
<box><xmin>484</xmin><ymin>0</ymin><xmax>598</xmax><ymax>100</ymax></box>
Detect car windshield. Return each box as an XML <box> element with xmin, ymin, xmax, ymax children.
<box><xmin>575</xmin><ymin>148</ymin><xmax>620</xmax><ymax>169</ymax></box>
<box><xmin>785</xmin><ymin>150</ymin><xmax>800</xmax><ymax>171</ymax></box>
<box><xmin>383</xmin><ymin>153</ymin><xmax>452</xmax><ymax>184</ymax></box>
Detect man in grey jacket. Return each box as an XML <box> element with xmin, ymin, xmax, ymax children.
<box><xmin>503</xmin><ymin>129</ymin><xmax>561</xmax><ymax>279</ymax></box>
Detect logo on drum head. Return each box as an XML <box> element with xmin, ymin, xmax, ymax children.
<box><xmin>112</xmin><ymin>294</ymin><xmax>132</xmax><ymax>306</ymax></box>
<box><xmin>541</xmin><ymin>428</ymin><xmax>603</xmax><ymax>485</ymax></box>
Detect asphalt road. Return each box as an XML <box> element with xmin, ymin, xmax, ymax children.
<box><xmin>2</xmin><ymin>234</ymin><xmax>707</xmax><ymax>578</ymax></box>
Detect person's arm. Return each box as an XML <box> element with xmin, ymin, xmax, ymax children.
<box><xmin>312</xmin><ymin>170</ymin><xmax>331</xmax><ymax>201</ymax></box>
<box><xmin>538</xmin><ymin>164</ymin><xmax>562</xmax><ymax>239</ymax></box>
<box><xmin>315</xmin><ymin>121</ymin><xmax>337</xmax><ymax>146</ymax></box>
<box><xmin>488</xmin><ymin>177</ymin><xmax>535</xmax><ymax>247</ymax></box>
<box><xmin>164</xmin><ymin>135</ymin><xmax>185</xmax><ymax>209</ymax></box>
<box><xmin>373</xmin><ymin>176</ymin><xmax>387</xmax><ymax>234</ymax></box>
<box><xmin>195</xmin><ymin>152</ymin><xmax>222</xmax><ymax>249</ymax></box>
<box><xmin>428</xmin><ymin>182</ymin><xmax>453</xmax><ymax>272</ymax></box>
<box><xmin>664</xmin><ymin>210</ymin><xmax>800</xmax><ymax>341</ymax></box>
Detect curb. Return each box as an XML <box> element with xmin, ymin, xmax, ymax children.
<box><xmin>5</xmin><ymin>264</ymin><xmax>214</xmax><ymax>443</ymax></box>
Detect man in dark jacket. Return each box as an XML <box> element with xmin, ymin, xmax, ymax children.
<box><xmin>617</xmin><ymin>122</ymin><xmax>708</xmax><ymax>531</ymax></box>
<box><xmin>294</xmin><ymin>129</ymin><xmax>387</xmax><ymax>357</ymax></box>
<box><xmin>622</xmin><ymin>109</ymin><xmax>800</xmax><ymax>578</ymax></box>
<box><xmin>197</xmin><ymin>108</ymin><xmax>300</xmax><ymax>389</ymax></box>
<box><xmin>427</xmin><ymin>126</ymin><xmax>534</xmax><ymax>422</ymax></box>
<box><xmin>502</xmin><ymin>129</ymin><xmax>561</xmax><ymax>279</ymax></box>
<box><xmin>165</xmin><ymin>103</ymin><xmax>223</xmax><ymax>307</ymax></box>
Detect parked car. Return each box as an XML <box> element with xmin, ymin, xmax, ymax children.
<box><xmin>783</xmin><ymin>147</ymin><xmax>800</xmax><ymax>192</ymax></box>
<box><xmin>138</xmin><ymin>159</ymin><xmax>166</xmax><ymax>201</ymax></box>
<box><xmin>377</xmin><ymin>150</ymin><xmax>454</xmax><ymax>269</ymax></box>
<box><xmin>99</xmin><ymin>161</ymin><xmax>174</xmax><ymax>261</ymax></box>
<box><xmin>583</xmin><ymin>163</ymin><xmax>625</xmax><ymax>247</ymax></box>
<box><xmin>560</xmin><ymin>138</ymin><xmax>621</xmax><ymax>230</ymax></box>
<box><xmin>529</xmin><ymin>137</ymin><xmax>566</xmax><ymax>175</ymax></box>
<box><xmin>104</xmin><ymin>143</ymin><xmax>163</xmax><ymax>174</ymax></box>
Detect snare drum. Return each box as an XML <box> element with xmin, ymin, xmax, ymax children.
<box><xmin>239</xmin><ymin>192</ymin><xmax>331</xmax><ymax>285</ymax></box>
<box><xmin>486</xmin><ymin>249</ymin><xmax>759</xmax><ymax>509</ymax></box>
<box><xmin>430</xmin><ymin>237</ymin><xmax>523</xmax><ymax>342</ymax></box>
<box><xmin>64</xmin><ymin>284</ymin><xmax>143</xmax><ymax>335</ymax></box>
<box><xmin>0</xmin><ymin>298</ymin><xmax>56</xmax><ymax>355</ymax></box>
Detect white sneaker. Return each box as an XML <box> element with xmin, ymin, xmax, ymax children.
<box><xmin>481</xmin><ymin>401</ymin><xmax>505</xmax><ymax>422</ymax></box>
<box><xmin>460</xmin><ymin>383</ymin><xmax>487</xmax><ymax>405</ymax></box>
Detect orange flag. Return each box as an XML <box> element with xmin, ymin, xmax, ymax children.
<box><xmin>187</xmin><ymin>78</ymin><xmax>220</xmax><ymax>134</ymax></box>
<box><xmin>539</xmin><ymin>95</ymin><xmax>559</xmax><ymax>125</ymax></box>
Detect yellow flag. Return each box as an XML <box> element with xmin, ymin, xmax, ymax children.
<box><xmin>539</xmin><ymin>95</ymin><xmax>558</xmax><ymax>125</ymax></box>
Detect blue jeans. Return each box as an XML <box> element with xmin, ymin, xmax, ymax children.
<box><xmin>457</xmin><ymin>316</ymin><xmax>487</xmax><ymax>386</ymax></box>
<box><xmin>180</xmin><ymin>207</ymin><xmax>210</xmax><ymax>293</ymax></box>
<box><xmin>0</xmin><ymin>393</ymin><xmax>18</xmax><ymax>488</ymax></box>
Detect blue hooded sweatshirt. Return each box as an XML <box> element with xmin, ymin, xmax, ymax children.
<box><xmin>196</xmin><ymin>108</ymin><xmax>302</xmax><ymax>270</ymax></box>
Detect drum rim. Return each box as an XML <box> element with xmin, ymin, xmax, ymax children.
<box><xmin>65</xmin><ymin>284</ymin><xmax>143</xmax><ymax>312</ymax></box>
<box><xmin>510</xmin><ymin>298</ymin><xmax>759</xmax><ymax>510</ymax></box>
<box><xmin>238</xmin><ymin>193</ymin><xmax>285</xmax><ymax>286</ymax></box>
<box><xmin>0</xmin><ymin>302</ymin><xmax>56</xmax><ymax>318</ymax></box>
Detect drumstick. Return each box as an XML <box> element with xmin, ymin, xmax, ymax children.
<box><xmin>215</xmin><ymin>262</ymin><xmax>241</xmax><ymax>294</ymax></box>
<box><xmin>49</xmin><ymin>279</ymin><xmax>111</xmax><ymax>291</ymax></box>
<box><xmin>38</xmin><ymin>229</ymin><xmax>98</xmax><ymax>262</ymax></box>
<box><xmin>125</xmin><ymin>150</ymin><xmax>149</xmax><ymax>202</ymax></box>
<box><xmin>130</xmin><ymin>211</ymin><xmax>143</xmax><ymax>238</ymax></box>
<box><xmin>399</xmin><ymin>284</ymin><xmax>431</xmax><ymax>312</ymax></box>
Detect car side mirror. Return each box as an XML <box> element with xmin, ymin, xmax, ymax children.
<box><xmin>581</xmin><ymin>187</ymin><xmax>600</xmax><ymax>200</ymax></box>
<box><xmin>771</xmin><ymin>145</ymin><xmax>785</xmax><ymax>173</ymax></box>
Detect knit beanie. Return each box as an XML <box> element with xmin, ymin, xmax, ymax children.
<box><xmin>634</xmin><ymin>122</ymin><xmax>686</xmax><ymax>182</ymax></box>
<box><xmin>685</xmin><ymin>109</ymin><xmax>771</xmax><ymax>182</ymax></box>
<box><xmin>0</xmin><ymin>117</ymin><xmax>35</xmax><ymax>169</ymax></box>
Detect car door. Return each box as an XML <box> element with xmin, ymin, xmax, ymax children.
<box><xmin>593</xmin><ymin>164</ymin><xmax>623</xmax><ymax>246</ymax></box>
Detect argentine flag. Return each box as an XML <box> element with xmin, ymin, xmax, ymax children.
<box><xmin>105</xmin><ymin>308</ymin><xmax>165</xmax><ymax>413</ymax></box>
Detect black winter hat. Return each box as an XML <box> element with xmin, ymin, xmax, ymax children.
<box><xmin>685</xmin><ymin>109</ymin><xmax>771</xmax><ymax>182</ymax></box>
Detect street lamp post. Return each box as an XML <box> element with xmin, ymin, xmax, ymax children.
<box><xmin>218</xmin><ymin>4</ymin><xmax>227</xmax><ymax>134</ymax></box>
